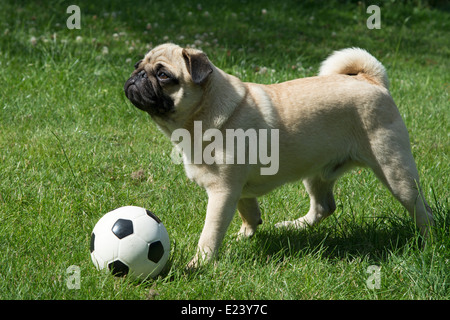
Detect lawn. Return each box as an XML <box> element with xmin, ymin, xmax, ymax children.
<box><xmin>0</xmin><ymin>0</ymin><xmax>449</xmax><ymax>301</ymax></box>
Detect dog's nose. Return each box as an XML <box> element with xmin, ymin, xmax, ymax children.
<box><xmin>126</xmin><ymin>70</ymin><xmax>147</xmax><ymax>88</ymax></box>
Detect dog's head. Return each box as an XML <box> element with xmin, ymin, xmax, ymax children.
<box><xmin>124</xmin><ymin>43</ymin><xmax>213</xmax><ymax>119</ymax></box>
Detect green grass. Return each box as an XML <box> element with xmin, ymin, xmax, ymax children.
<box><xmin>0</xmin><ymin>0</ymin><xmax>449</xmax><ymax>300</ymax></box>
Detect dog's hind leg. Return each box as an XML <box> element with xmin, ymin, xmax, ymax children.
<box><xmin>364</xmin><ymin>122</ymin><xmax>434</xmax><ymax>237</ymax></box>
<box><xmin>276</xmin><ymin>176</ymin><xmax>336</xmax><ymax>229</ymax></box>
<box><xmin>237</xmin><ymin>197</ymin><xmax>262</xmax><ymax>238</ymax></box>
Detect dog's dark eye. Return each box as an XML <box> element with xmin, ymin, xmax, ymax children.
<box><xmin>157</xmin><ymin>71</ymin><xmax>170</xmax><ymax>81</ymax></box>
<box><xmin>155</xmin><ymin>66</ymin><xmax>179</xmax><ymax>85</ymax></box>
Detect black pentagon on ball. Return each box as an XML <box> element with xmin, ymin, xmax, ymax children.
<box><xmin>90</xmin><ymin>233</ymin><xmax>95</xmax><ymax>253</ymax></box>
<box><xmin>146</xmin><ymin>210</ymin><xmax>161</xmax><ymax>224</ymax></box>
<box><xmin>148</xmin><ymin>241</ymin><xmax>164</xmax><ymax>263</ymax></box>
<box><xmin>111</xmin><ymin>219</ymin><xmax>133</xmax><ymax>239</ymax></box>
<box><xmin>108</xmin><ymin>260</ymin><xmax>129</xmax><ymax>277</ymax></box>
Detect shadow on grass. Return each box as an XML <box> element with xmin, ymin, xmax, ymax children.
<box><xmin>253</xmin><ymin>194</ymin><xmax>450</xmax><ymax>264</ymax></box>
<box><xmin>252</xmin><ymin>213</ymin><xmax>418</xmax><ymax>264</ymax></box>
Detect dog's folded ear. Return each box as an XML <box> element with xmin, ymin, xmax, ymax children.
<box><xmin>182</xmin><ymin>48</ymin><xmax>213</xmax><ymax>85</ymax></box>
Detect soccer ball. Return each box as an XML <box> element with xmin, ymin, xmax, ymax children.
<box><xmin>90</xmin><ymin>206</ymin><xmax>170</xmax><ymax>280</ymax></box>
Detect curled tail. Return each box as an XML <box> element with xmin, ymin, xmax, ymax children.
<box><xmin>319</xmin><ymin>48</ymin><xmax>389</xmax><ymax>89</ymax></box>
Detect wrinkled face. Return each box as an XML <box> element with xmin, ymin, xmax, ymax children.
<box><xmin>124</xmin><ymin>44</ymin><xmax>213</xmax><ymax>121</ymax></box>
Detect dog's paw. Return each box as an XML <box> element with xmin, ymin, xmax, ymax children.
<box><xmin>186</xmin><ymin>257</ymin><xmax>200</xmax><ymax>270</ymax></box>
<box><xmin>275</xmin><ymin>219</ymin><xmax>308</xmax><ymax>230</ymax></box>
<box><xmin>236</xmin><ymin>224</ymin><xmax>257</xmax><ymax>239</ymax></box>
<box><xmin>186</xmin><ymin>249</ymin><xmax>215</xmax><ymax>270</ymax></box>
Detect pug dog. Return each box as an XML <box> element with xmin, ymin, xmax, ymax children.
<box><xmin>124</xmin><ymin>43</ymin><xmax>433</xmax><ymax>267</ymax></box>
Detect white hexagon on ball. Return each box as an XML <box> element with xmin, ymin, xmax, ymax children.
<box><xmin>90</xmin><ymin>206</ymin><xmax>170</xmax><ymax>280</ymax></box>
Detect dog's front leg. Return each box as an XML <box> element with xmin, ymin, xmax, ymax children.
<box><xmin>187</xmin><ymin>189</ymin><xmax>239</xmax><ymax>268</ymax></box>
